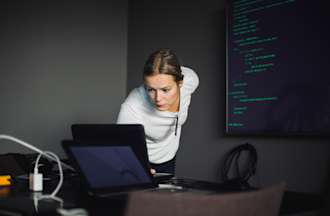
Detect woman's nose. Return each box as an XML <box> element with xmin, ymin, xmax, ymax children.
<box><xmin>155</xmin><ymin>91</ymin><xmax>162</xmax><ymax>102</ymax></box>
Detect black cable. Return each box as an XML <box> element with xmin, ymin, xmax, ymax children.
<box><xmin>221</xmin><ymin>143</ymin><xmax>258</xmax><ymax>190</ymax></box>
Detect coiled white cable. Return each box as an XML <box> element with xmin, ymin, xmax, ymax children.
<box><xmin>0</xmin><ymin>134</ymin><xmax>88</xmax><ymax>216</ymax></box>
<box><xmin>34</xmin><ymin>151</ymin><xmax>63</xmax><ymax>197</ymax></box>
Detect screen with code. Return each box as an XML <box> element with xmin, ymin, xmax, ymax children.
<box><xmin>226</xmin><ymin>0</ymin><xmax>330</xmax><ymax>135</ymax></box>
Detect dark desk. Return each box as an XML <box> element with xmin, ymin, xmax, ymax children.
<box><xmin>280</xmin><ymin>190</ymin><xmax>326</xmax><ymax>215</ymax></box>
<box><xmin>0</xmin><ymin>176</ymin><xmax>326</xmax><ymax>216</ymax></box>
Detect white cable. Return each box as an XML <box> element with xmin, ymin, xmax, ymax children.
<box><xmin>33</xmin><ymin>193</ymin><xmax>64</xmax><ymax>212</ymax></box>
<box><xmin>34</xmin><ymin>151</ymin><xmax>63</xmax><ymax>197</ymax></box>
<box><xmin>0</xmin><ymin>134</ymin><xmax>75</xmax><ymax>171</ymax></box>
<box><xmin>44</xmin><ymin>154</ymin><xmax>88</xmax><ymax>216</ymax></box>
<box><xmin>1</xmin><ymin>134</ymin><xmax>88</xmax><ymax>216</ymax></box>
<box><xmin>57</xmin><ymin>208</ymin><xmax>89</xmax><ymax>216</ymax></box>
<box><xmin>34</xmin><ymin>192</ymin><xmax>88</xmax><ymax>216</ymax></box>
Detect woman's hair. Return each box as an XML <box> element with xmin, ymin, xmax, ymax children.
<box><xmin>143</xmin><ymin>48</ymin><xmax>183</xmax><ymax>82</ymax></box>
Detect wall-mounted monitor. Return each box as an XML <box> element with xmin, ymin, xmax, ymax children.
<box><xmin>226</xmin><ymin>0</ymin><xmax>330</xmax><ymax>135</ymax></box>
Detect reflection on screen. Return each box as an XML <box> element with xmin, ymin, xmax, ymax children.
<box><xmin>71</xmin><ymin>146</ymin><xmax>152</xmax><ymax>188</ymax></box>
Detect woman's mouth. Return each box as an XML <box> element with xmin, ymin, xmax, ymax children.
<box><xmin>156</xmin><ymin>103</ymin><xmax>166</xmax><ymax>108</ymax></box>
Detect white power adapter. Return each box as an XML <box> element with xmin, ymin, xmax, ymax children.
<box><xmin>29</xmin><ymin>161</ymin><xmax>43</xmax><ymax>192</ymax></box>
<box><xmin>29</xmin><ymin>173</ymin><xmax>43</xmax><ymax>191</ymax></box>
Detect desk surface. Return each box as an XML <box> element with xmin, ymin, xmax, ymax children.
<box><xmin>0</xmin><ymin>176</ymin><xmax>326</xmax><ymax>216</ymax></box>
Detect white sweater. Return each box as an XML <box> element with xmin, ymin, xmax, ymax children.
<box><xmin>117</xmin><ymin>66</ymin><xmax>199</xmax><ymax>164</ymax></box>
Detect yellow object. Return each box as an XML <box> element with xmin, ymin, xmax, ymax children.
<box><xmin>0</xmin><ymin>175</ymin><xmax>11</xmax><ymax>186</ymax></box>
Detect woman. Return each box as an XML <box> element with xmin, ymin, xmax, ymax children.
<box><xmin>117</xmin><ymin>48</ymin><xmax>199</xmax><ymax>174</ymax></box>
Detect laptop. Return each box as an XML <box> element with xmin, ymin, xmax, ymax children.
<box><xmin>71</xmin><ymin>124</ymin><xmax>174</xmax><ymax>181</ymax></box>
<box><xmin>62</xmin><ymin>140</ymin><xmax>185</xmax><ymax>198</ymax></box>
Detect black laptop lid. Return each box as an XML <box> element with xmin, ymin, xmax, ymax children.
<box><xmin>62</xmin><ymin>140</ymin><xmax>156</xmax><ymax>196</ymax></box>
<box><xmin>71</xmin><ymin>124</ymin><xmax>150</xmax><ymax>170</ymax></box>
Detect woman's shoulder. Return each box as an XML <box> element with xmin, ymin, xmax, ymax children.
<box><xmin>123</xmin><ymin>86</ymin><xmax>151</xmax><ymax>108</ymax></box>
<box><xmin>181</xmin><ymin>66</ymin><xmax>199</xmax><ymax>94</ymax></box>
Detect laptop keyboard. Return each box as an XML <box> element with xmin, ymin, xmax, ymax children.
<box><xmin>159</xmin><ymin>178</ymin><xmax>229</xmax><ymax>192</ymax></box>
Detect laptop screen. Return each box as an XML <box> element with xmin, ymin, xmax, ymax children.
<box><xmin>64</xmin><ymin>143</ymin><xmax>155</xmax><ymax>194</ymax></box>
<box><xmin>71</xmin><ymin>124</ymin><xmax>150</xmax><ymax>169</ymax></box>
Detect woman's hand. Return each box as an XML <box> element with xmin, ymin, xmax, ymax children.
<box><xmin>150</xmin><ymin>168</ymin><xmax>156</xmax><ymax>175</ymax></box>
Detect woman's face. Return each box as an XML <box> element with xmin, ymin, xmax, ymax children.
<box><xmin>144</xmin><ymin>74</ymin><xmax>182</xmax><ymax>112</ymax></box>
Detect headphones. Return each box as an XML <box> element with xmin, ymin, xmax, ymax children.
<box><xmin>221</xmin><ymin>143</ymin><xmax>258</xmax><ymax>190</ymax></box>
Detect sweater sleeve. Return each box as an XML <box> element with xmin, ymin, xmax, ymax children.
<box><xmin>181</xmin><ymin>66</ymin><xmax>199</xmax><ymax>94</ymax></box>
<box><xmin>116</xmin><ymin>88</ymin><xmax>144</xmax><ymax>124</ymax></box>
<box><xmin>117</xmin><ymin>102</ymin><xmax>142</xmax><ymax>124</ymax></box>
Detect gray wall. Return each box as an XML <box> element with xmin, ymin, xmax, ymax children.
<box><xmin>0</xmin><ymin>0</ymin><xmax>127</xmax><ymax>157</ymax></box>
<box><xmin>127</xmin><ymin>0</ymin><xmax>330</xmax><ymax>195</ymax></box>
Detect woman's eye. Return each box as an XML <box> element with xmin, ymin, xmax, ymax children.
<box><xmin>162</xmin><ymin>89</ymin><xmax>170</xmax><ymax>93</ymax></box>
